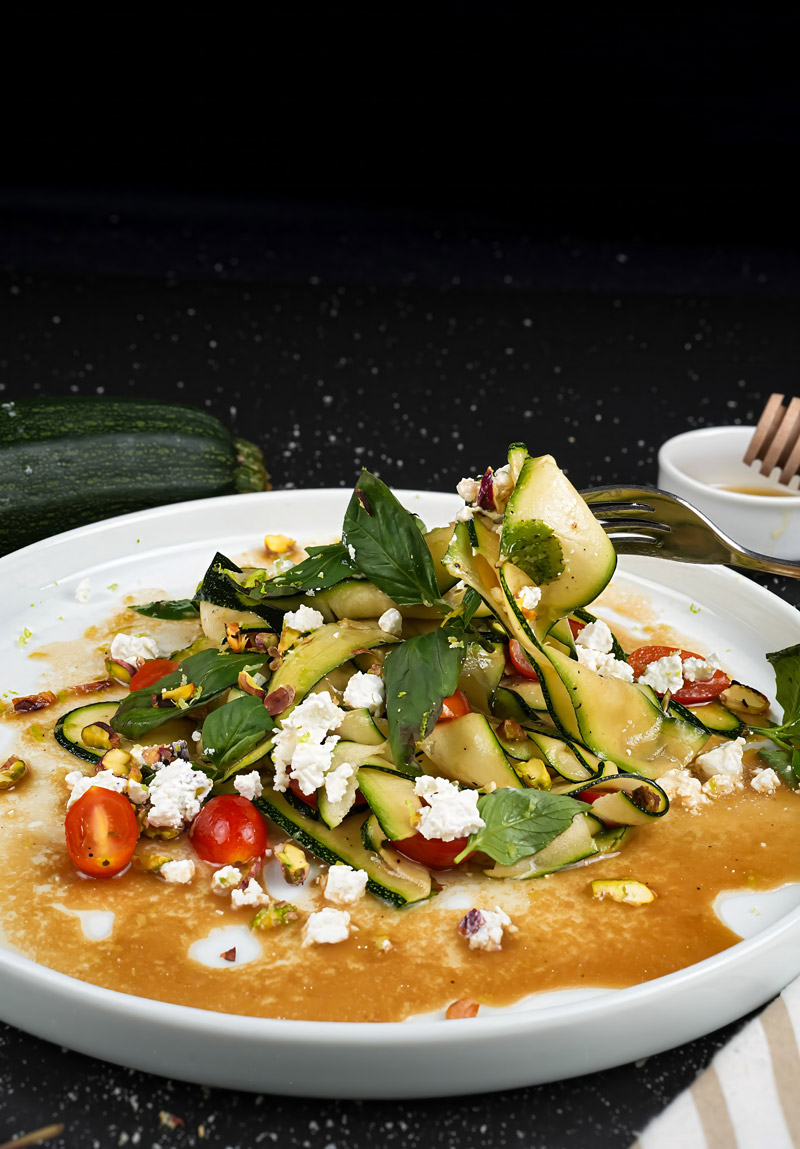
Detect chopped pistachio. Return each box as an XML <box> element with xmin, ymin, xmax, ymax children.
<box><xmin>81</xmin><ymin>721</ymin><xmax>119</xmax><ymax>750</ymax></box>
<box><xmin>161</xmin><ymin>682</ymin><xmax>195</xmax><ymax>704</ymax></box>
<box><xmin>142</xmin><ymin>825</ymin><xmax>182</xmax><ymax>841</ymax></box>
<box><xmin>514</xmin><ymin>758</ymin><xmax>551</xmax><ymax>790</ymax></box>
<box><xmin>264</xmin><ymin>533</ymin><xmax>295</xmax><ymax>556</ymax></box>
<box><xmin>591</xmin><ymin>879</ymin><xmax>655</xmax><ymax>905</ymax></box>
<box><xmin>0</xmin><ymin>757</ymin><xmax>27</xmax><ymax>790</ymax></box>
<box><xmin>132</xmin><ymin>853</ymin><xmax>173</xmax><ymax>873</ymax></box>
<box><xmin>98</xmin><ymin>748</ymin><xmax>135</xmax><ymax>777</ymax></box>
<box><xmin>237</xmin><ymin>670</ymin><xmax>266</xmax><ymax>699</ymax></box>
<box><xmin>276</xmin><ymin>841</ymin><xmax>310</xmax><ymax>885</ymax></box>
<box><xmin>251</xmin><ymin>901</ymin><xmax>299</xmax><ymax>930</ymax></box>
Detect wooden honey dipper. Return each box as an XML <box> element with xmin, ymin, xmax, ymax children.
<box><xmin>744</xmin><ymin>393</ymin><xmax>800</xmax><ymax>486</ymax></box>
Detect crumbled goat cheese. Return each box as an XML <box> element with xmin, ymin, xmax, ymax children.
<box><xmin>695</xmin><ymin>737</ymin><xmax>746</xmax><ymax>780</ymax></box>
<box><xmin>160</xmin><ymin>859</ymin><xmax>195</xmax><ymax>884</ymax></box>
<box><xmin>271</xmin><ymin>691</ymin><xmax>344</xmax><ymax>794</ymax></box>
<box><xmin>347</xmin><ymin>543</ymin><xmax>357</xmax><ymax>562</ymax></box>
<box><xmin>343</xmin><ymin>671</ymin><xmax>385</xmax><ymax>715</ymax></box>
<box><xmin>74</xmin><ymin>577</ymin><xmax>92</xmax><ymax>603</ymax></box>
<box><xmin>576</xmin><ymin>647</ymin><xmax>634</xmax><ymax>682</ymax></box>
<box><xmin>324</xmin><ymin>864</ymin><xmax>369</xmax><ymax>906</ymax></box>
<box><xmin>231</xmin><ymin>879</ymin><xmax>270</xmax><ymax>909</ymax></box>
<box><xmin>682</xmin><ymin>654</ymin><xmax>722</xmax><ymax>682</ymax></box>
<box><xmin>190</xmin><ymin>730</ymin><xmax>202</xmax><ymax>743</ymax></box>
<box><xmin>456</xmin><ymin>476</ymin><xmax>481</xmax><ymax>503</ymax></box>
<box><xmin>702</xmin><ymin>774</ymin><xmax>739</xmax><ymax>798</ymax></box>
<box><xmin>211</xmin><ymin>865</ymin><xmax>243</xmax><ymax>892</ymax></box>
<box><xmin>283</xmin><ymin>604</ymin><xmax>324</xmax><ymax>633</ymax></box>
<box><xmin>458</xmin><ymin>906</ymin><xmax>515</xmax><ymax>952</ymax></box>
<box><xmin>492</xmin><ymin>465</ymin><xmax>514</xmax><ymax>510</ymax></box>
<box><xmin>751</xmin><ymin>767</ymin><xmax>781</xmax><ymax>794</ymax></box>
<box><xmin>110</xmin><ymin>632</ymin><xmax>161</xmax><ymax>666</ymax></box>
<box><xmin>65</xmin><ymin>769</ymin><xmax>128</xmax><ymax>810</ymax></box>
<box><xmin>657</xmin><ymin>768</ymin><xmax>708</xmax><ymax>813</ymax></box>
<box><xmin>145</xmin><ymin>760</ymin><xmax>212</xmax><ymax>829</ymax></box>
<box><xmin>414</xmin><ymin>776</ymin><xmax>485</xmax><ymax>841</ymax></box>
<box><xmin>515</xmin><ymin>585</ymin><xmax>542</xmax><ymax>613</ymax></box>
<box><xmin>636</xmin><ymin>653</ymin><xmax>684</xmax><ymax>694</ymax></box>
<box><xmin>378</xmin><ymin>607</ymin><xmax>403</xmax><ymax>636</ymax></box>
<box><xmin>127</xmin><ymin>779</ymin><xmax>149</xmax><ymax>805</ymax></box>
<box><xmin>575</xmin><ymin>619</ymin><xmax>614</xmax><ymax>653</ymax></box>
<box><xmin>455</xmin><ymin>506</ymin><xmax>475</xmax><ymax>522</ymax></box>
<box><xmin>233</xmin><ymin>771</ymin><xmax>263</xmax><ymax>801</ymax></box>
<box><xmin>324</xmin><ymin>761</ymin><xmax>355</xmax><ymax>804</ymax></box>
<box><xmin>303</xmin><ymin>907</ymin><xmax>352</xmax><ymax>946</ymax></box>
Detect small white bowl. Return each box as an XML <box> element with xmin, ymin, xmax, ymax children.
<box><xmin>658</xmin><ymin>426</ymin><xmax>800</xmax><ymax>560</ymax></box>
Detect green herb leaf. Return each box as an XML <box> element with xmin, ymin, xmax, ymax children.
<box><xmin>253</xmin><ymin>543</ymin><xmax>358</xmax><ymax>598</ymax></box>
<box><xmin>342</xmin><ymin>470</ymin><xmax>444</xmax><ymax>607</ymax></box>
<box><xmin>500</xmin><ymin>520</ymin><xmax>565</xmax><ymax>585</ymax></box>
<box><xmin>201</xmin><ymin>695</ymin><xmax>275</xmax><ymax>779</ymax></box>
<box><xmin>756</xmin><ymin>745</ymin><xmax>800</xmax><ymax>790</ymax></box>
<box><xmin>110</xmin><ymin>649</ymin><xmax>266</xmax><ymax>738</ymax></box>
<box><xmin>383</xmin><ymin>624</ymin><xmax>466</xmax><ymax>770</ymax></box>
<box><xmin>130</xmin><ymin>598</ymin><xmax>200</xmax><ymax>620</ymax></box>
<box><xmin>455</xmin><ymin>788</ymin><xmax>585</xmax><ymax>865</ymax></box>
<box><xmin>750</xmin><ymin>644</ymin><xmax>800</xmax><ymax>745</ymax></box>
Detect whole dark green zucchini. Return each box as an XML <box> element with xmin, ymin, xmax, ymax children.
<box><xmin>0</xmin><ymin>397</ymin><xmax>270</xmax><ymax>554</ymax></box>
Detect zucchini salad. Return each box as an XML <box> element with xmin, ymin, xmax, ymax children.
<box><xmin>3</xmin><ymin>446</ymin><xmax>800</xmax><ymax>1023</ymax></box>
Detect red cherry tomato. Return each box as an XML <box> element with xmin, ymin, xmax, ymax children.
<box><xmin>568</xmin><ymin>619</ymin><xmax>586</xmax><ymax>640</ymax></box>
<box><xmin>507</xmin><ymin>640</ymin><xmax>539</xmax><ymax>681</ymax></box>
<box><xmin>64</xmin><ymin>786</ymin><xmax>138</xmax><ymax>878</ymax></box>
<box><xmin>288</xmin><ymin>779</ymin><xmax>319</xmax><ymax>808</ymax></box>
<box><xmin>394</xmin><ymin>832</ymin><xmax>471</xmax><ymax>869</ymax></box>
<box><xmin>627</xmin><ymin>646</ymin><xmax>731</xmax><ymax>704</ymax></box>
<box><xmin>128</xmin><ymin>659</ymin><xmax>180</xmax><ymax>692</ymax></box>
<box><xmin>439</xmin><ymin>690</ymin><xmax>471</xmax><ymax>722</ymax></box>
<box><xmin>189</xmin><ymin>795</ymin><xmax>268</xmax><ymax>865</ymax></box>
<box><xmin>574</xmin><ymin>789</ymin><xmax>620</xmax><ymax>827</ymax></box>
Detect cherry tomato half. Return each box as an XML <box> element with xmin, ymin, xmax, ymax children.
<box><xmin>64</xmin><ymin>786</ymin><xmax>139</xmax><ymax>878</ymax></box>
<box><xmin>627</xmin><ymin>645</ymin><xmax>731</xmax><ymax>704</ymax></box>
<box><xmin>189</xmin><ymin>795</ymin><xmax>269</xmax><ymax>865</ymax></box>
<box><xmin>574</xmin><ymin>789</ymin><xmax>620</xmax><ymax>827</ymax></box>
<box><xmin>128</xmin><ymin>658</ymin><xmax>180</xmax><ymax>692</ymax></box>
<box><xmin>439</xmin><ymin>690</ymin><xmax>471</xmax><ymax>722</ymax></box>
<box><xmin>507</xmin><ymin>640</ymin><xmax>539</xmax><ymax>681</ymax></box>
<box><xmin>568</xmin><ymin>618</ymin><xmax>586</xmax><ymax>640</ymax></box>
<box><xmin>288</xmin><ymin>779</ymin><xmax>319</xmax><ymax>808</ymax></box>
<box><xmin>394</xmin><ymin>832</ymin><xmax>471</xmax><ymax>869</ymax></box>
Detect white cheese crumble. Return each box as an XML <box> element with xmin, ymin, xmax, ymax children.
<box><xmin>459</xmin><ymin>906</ymin><xmax>514</xmax><ymax>952</ymax></box>
<box><xmin>657</xmin><ymin>768</ymin><xmax>708</xmax><ymax>813</ymax></box>
<box><xmin>636</xmin><ymin>653</ymin><xmax>684</xmax><ymax>694</ymax></box>
<box><xmin>233</xmin><ymin>771</ymin><xmax>263</xmax><ymax>801</ymax></box>
<box><xmin>145</xmin><ymin>760</ymin><xmax>213</xmax><ymax>829</ymax></box>
<box><xmin>303</xmin><ymin>907</ymin><xmax>352</xmax><ymax>946</ymax></box>
<box><xmin>127</xmin><ymin>779</ymin><xmax>149</xmax><ymax>805</ymax></box>
<box><xmin>342</xmin><ymin>671</ymin><xmax>385</xmax><ymax>715</ymax></box>
<box><xmin>682</xmin><ymin>654</ymin><xmax>722</xmax><ymax>682</ymax></box>
<box><xmin>160</xmin><ymin>859</ymin><xmax>195</xmax><ymax>884</ymax></box>
<box><xmin>324</xmin><ymin>761</ymin><xmax>355</xmax><ymax>804</ymax></box>
<box><xmin>271</xmin><ymin>690</ymin><xmax>345</xmax><ymax>795</ymax></box>
<box><xmin>211</xmin><ymin>865</ymin><xmax>243</xmax><ymax>892</ymax></box>
<box><xmin>515</xmin><ymin>585</ymin><xmax>542</xmax><ymax>613</ymax></box>
<box><xmin>74</xmin><ymin>577</ymin><xmax>92</xmax><ymax>603</ymax></box>
<box><xmin>283</xmin><ymin>604</ymin><xmax>324</xmax><ymax>633</ymax></box>
<box><xmin>231</xmin><ymin>878</ymin><xmax>270</xmax><ymax>909</ymax></box>
<box><xmin>64</xmin><ymin>769</ymin><xmax>128</xmax><ymax>811</ymax></box>
<box><xmin>575</xmin><ymin>619</ymin><xmax>614</xmax><ymax>653</ymax></box>
<box><xmin>455</xmin><ymin>506</ymin><xmax>475</xmax><ymax>522</ymax></box>
<box><xmin>702</xmin><ymin>774</ymin><xmax>739</xmax><ymax>798</ymax></box>
<box><xmin>694</xmin><ymin>737</ymin><xmax>746</xmax><ymax>780</ymax></box>
<box><xmin>751</xmin><ymin>767</ymin><xmax>781</xmax><ymax>794</ymax></box>
<box><xmin>324</xmin><ymin>864</ymin><xmax>369</xmax><ymax>906</ymax></box>
<box><xmin>109</xmin><ymin>632</ymin><xmax>161</xmax><ymax>666</ymax></box>
<box><xmin>576</xmin><ymin>647</ymin><xmax>634</xmax><ymax>682</ymax></box>
<box><xmin>492</xmin><ymin>465</ymin><xmax>514</xmax><ymax>510</ymax></box>
<box><xmin>347</xmin><ymin>543</ymin><xmax>357</xmax><ymax>562</ymax></box>
<box><xmin>456</xmin><ymin>476</ymin><xmax>481</xmax><ymax>503</ymax></box>
<box><xmin>378</xmin><ymin>607</ymin><xmax>403</xmax><ymax>636</ymax></box>
<box><xmin>413</xmin><ymin>776</ymin><xmax>485</xmax><ymax>841</ymax></box>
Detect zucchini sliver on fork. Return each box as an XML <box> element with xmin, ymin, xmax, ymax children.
<box><xmin>581</xmin><ymin>485</ymin><xmax>800</xmax><ymax>578</ymax></box>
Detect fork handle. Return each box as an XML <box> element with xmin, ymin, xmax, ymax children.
<box><xmin>724</xmin><ymin>545</ymin><xmax>800</xmax><ymax>579</ymax></box>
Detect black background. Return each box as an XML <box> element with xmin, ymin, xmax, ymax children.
<box><xmin>1</xmin><ymin>11</ymin><xmax>799</xmax><ymax>1147</ymax></box>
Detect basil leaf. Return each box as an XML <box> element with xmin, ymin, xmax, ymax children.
<box><xmin>342</xmin><ymin>470</ymin><xmax>443</xmax><ymax>608</ymax></box>
<box><xmin>201</xmin><ymin>695</ymin><xmax>275</xmax><ymax>777</ymax></box>
<box><xmin>756</xmin><ymin>745</ymin><xmax>800</xmax><ymax>790</ymax></box>
<box><xmin>500</xmin><ymin>520</ymin><xmax>565</xmax><ymax>585</ymax></box>
<box><xmin>130</xmin><ymin>598</ymin><xmax>200</xmax><ymax>620</ymax></box>
<box><xmin>110</xmin><ymin>649</ymin><xmax>265</xmax><ymax>738</ymax></box>
<box><xmin>457</xmin><ymin>788</ymin><xmax>585</xmax><ymax>865</ymax></box>
<box><xmin>258</xmin><ymin>542</ymin><xmax>358</xmax><ymax>596</ymax></box>
<box><xmin>383</xmin><ymin>624</ymin><xmax>466</xmax><ymax>770</ymax></box>
<box><xmin>750</xmin><ymin>644</ymin><xmax>800</xmax><ymax>746</ymax></box>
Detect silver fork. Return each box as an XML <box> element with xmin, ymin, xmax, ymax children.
<box><xmin>581</xmin><ymin>485</ymin><xmax>800</xmax><ymax>579</ymax></box>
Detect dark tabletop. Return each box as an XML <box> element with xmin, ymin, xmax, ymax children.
<box><xmin>1</xmin><ymin>191</ymin><xmax>798</xmax><ymax>1149</ymax></box>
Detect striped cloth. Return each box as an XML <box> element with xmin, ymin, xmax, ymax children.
<box><xmin>633</xmin><ymin>979</ymin><xmax>800</xmax><ymax>1148</ymax></box>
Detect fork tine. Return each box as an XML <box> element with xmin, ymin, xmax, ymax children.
<box><xmin>600</xmin><ymin>520</ymin><xmax>671</xmax><ymax>536</ymax></box>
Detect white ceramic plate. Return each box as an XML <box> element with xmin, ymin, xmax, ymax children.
<box><xmin>1</xmin><ymin>489</ymin><xmax>800</xmax><ymax>1099</ymax></box>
